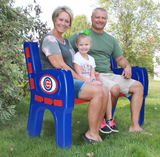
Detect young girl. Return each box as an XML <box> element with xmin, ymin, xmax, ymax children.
<box><xmin>73</xmin><ymin>30</ymin><xmax>119</xmax><ymax>133</ymax></box>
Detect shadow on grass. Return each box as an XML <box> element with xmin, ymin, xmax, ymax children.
<box><xmin>41</xmin><ymin>119</ymin><xmax>55</xmax><ymax>136</ymax></box>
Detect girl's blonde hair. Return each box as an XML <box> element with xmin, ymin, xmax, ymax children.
<box><xmin>76</xmin><ymin>34</ymin><xmax>92</xmax><ymax>43</ymax></box>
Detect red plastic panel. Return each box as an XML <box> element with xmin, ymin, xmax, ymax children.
<box><xmin>54</xmin><ymin>99</ymin><xmax>63</xmax><ymax>107</ymax></box>
<box><xmin>25</xmin><ymin>47</ymin><xmax>30</xmax><ymax>58</ymax></box>
<box><xmin>74</xmin><ymin>93</ymin><xmax>125</xmax><ymax>105</ymax></box>
<box><xmin>74</xmin><ymin>98</ymin><xmax>88</xmax><ymax>104</ymax></box>
<box><xmin>44</xmin><ymin>97</ymin><xmax>53</xmax><ymax>105</ymax></box>
<box><xmin>27</xmin><ymin>62</ymin><xmax>33</xmax><ymax>74</ymax></box>
<box><xmin>119</xmin><ymin>93</ymin><xmax>125</xmax><ymax>97</ymax></box>
<box><xmin>30</xmin><ymin>78</ymin><xmax>35</xmax><ymax>90</ymax></box>
<box><xmin>35</xmin><ymin>94</ymin><xmax>43</xmax><ymax>102</ymax></box>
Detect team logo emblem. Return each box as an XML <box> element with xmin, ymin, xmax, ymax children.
<box><xmin>40</xmin><ymin>75</ymin><xmax>58</xmax><ymax>94</ymax></box>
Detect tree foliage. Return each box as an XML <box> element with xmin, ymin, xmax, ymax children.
<box><xmin>0</xmin><ymin>0</ymin><xmax>50</xmax><ymax>123</ymax></box>
<box><xmin>95</xmin><ymin>0</ymin><xmax>160</xmax><ymax>76</ymax></box>
<box><xmin>63</xmin><ymin>15</ymin><xmax>91</xmax><ymax>39</ymax></box>
<box><xmin>0</xmin><ymin>1</ymin><xmax>89</xmax><ymax>123</ymax></box>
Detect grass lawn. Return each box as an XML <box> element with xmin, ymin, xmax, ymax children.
<box><xmin>0</xmin><ymin>79</ymin><xmax>160</xmax><ymax>157</ymax></box>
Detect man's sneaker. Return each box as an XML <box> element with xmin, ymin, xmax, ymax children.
<box><xmin>108</xmin><ymin>118</ymin><xmax>119</xmax><ymax>132</ymax></box>
<box><xmin>99</xmin><ymin>119</ymin><xmax>112</xmax><ymax>134</ymax></box>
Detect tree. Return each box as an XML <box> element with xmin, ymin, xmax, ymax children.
<box><xmin>63</xmin><ymin>15</ymin><xmax>91</xmax><ymax>39</ymax></box>
<box><xmin>0</xmin><ymin>0</ymin><xmax>50</xmax><ymax>123</ymax></box>
<box><xmin>95</xmin><ymin>0</ymin><xmax>160</xmax><ymax>76</ymax></box>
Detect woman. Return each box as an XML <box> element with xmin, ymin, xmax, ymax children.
<box><xmin>39</xmin><ymin>6</ymin><xmax>109</xmax><ymax>143</ymax></box>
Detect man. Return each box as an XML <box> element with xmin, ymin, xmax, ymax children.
<box><xmin>68</xmin><ymin>7</ymin><xmax>144</xmax><ymax>132</ymax></box>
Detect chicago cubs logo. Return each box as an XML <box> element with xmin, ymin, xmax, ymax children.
<box><xmin>40</xmin><ymin>75</ymin><xmax>58</xmax><ymax>94</ymax></box>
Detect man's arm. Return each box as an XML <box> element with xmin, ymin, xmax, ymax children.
<box><xmin>115</xmin><ymin>55</ymin><xmax>132</xmax><ymax>79</ymax></box>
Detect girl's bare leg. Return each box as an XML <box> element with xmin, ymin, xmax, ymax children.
<box><xmin>106</xmin><ymin>92</ymin><xmax>112</xmax><ymax>120</ymax></box>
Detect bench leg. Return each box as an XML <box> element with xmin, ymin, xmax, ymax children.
<box><xmin>27</xmin><ymin>103</ymin><xmax>45</xmax><ymax>137</ymax></box>
<box><xmin>53</xmin><ymin>111</ymin><xmax>72</xmax><ymax>149</ymax></box>
<box><xmin>138</xmin><ymin>99</ymin><xmax>145</xmax><ymax>126</ymax></box>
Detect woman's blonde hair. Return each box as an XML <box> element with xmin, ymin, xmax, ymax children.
<box><xmin>52</xmin><ymin>6</ymin><xmax>73</xmax><ymax>27</ymax></box>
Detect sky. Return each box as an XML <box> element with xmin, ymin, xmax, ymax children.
<box><xmin>14</xmin><ymin>0</ymin><xmax>159</xmax><ymax>29</ymax></box>
<box><xmin>14</xmin><ymin>0</ymin><xmax>98</xmax><ymax>28</ymax></box>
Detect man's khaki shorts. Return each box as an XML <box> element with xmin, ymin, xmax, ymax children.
<box><xmin>100</xmin><ymin>73</ymin><xmax>136</xmax><ymax>97</ymax></box>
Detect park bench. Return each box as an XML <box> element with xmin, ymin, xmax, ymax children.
<box><xmin>23</xmin><ymin>42</ymin><xmax>148</xmax><ymax>149</ymax></box>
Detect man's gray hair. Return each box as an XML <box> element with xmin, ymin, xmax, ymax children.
<box><xmin>92</xmin><ymin>8</ymin><xmax>108</xmax><ymax>18</ymax></box>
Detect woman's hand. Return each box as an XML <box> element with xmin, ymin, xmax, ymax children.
<box><xmin>92</xmin><ymin>80</ymin><xmax>102</xmax><ymax>86</ymax></box>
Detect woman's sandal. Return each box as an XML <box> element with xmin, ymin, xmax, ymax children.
<box><xmin>80</xmin><ymin>133</ymin><xmax>98</xmax><ymax>143</ymax></box>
